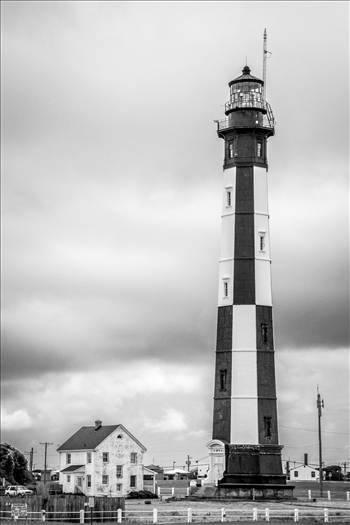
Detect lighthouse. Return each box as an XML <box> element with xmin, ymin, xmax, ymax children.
<box><xmin>205</xmin><ymin>59</ymin><xmax>294</xmax><ymax>499</ymax></box>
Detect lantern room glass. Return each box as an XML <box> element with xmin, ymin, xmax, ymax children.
<box><xmin>228</xmin><ymin>81</ymin><xmax>265</xmax><ymax>111</ymax></box>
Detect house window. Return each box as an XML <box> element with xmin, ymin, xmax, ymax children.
<box><xmin>67</xmin><ymin>475</ymin><xmax>71</xmax><ymax>482</ymax></box>
<box><xmin>77</xmin><ymin>477</ymin><xmax>82</xmax><ymax>487</ymax></box>
<box><xmin>223</xmin><ymin>279</ymin><xmax>229</xmax><ymax>298</ymax></box>
<box><xmin>116</xmin><ymin>465</ymin><xmax>123</xmax><ymax>478</ymax></box>
<box><xmin>116</xmin><ymin>484</ymin><xmax>122</xmax><ymax>492</ymax></box>
<box><xmin>264</xmin><ymin>416</ymin><xmax>272</xmax><ymax>438</ymax></box>
<box><xmin>66</xmin><ymin>453</ymin><xmax>71</xmax><ymax>464</ymax></box>
<box><xmin>294</xmin><ymin>471</ymin><xmax>299</xmax><ymax>478</ymax></box>
<box><xmin>130</xmin><ymin>452</ymin><xmax>137</xmax><ymax>464</ymax></box>
<box><xmin>130</xmin><ymin>475</ymin><xmax>136</xmax><ymax>488</ymax></box>
<box><xmin>261</xmin><ymin>323</ymin><xmax>268</xmax><ymax>345</ymax></box>
<box><xmin>259</xmin><ymin>232</ymin><xmax>266</xmax><ymax>252</ymax></box>
<box><xmin>226</xmin><ymin>190</ymin><xmax>232</xmax><ymax>207</ymax></box>
<box><xmin>102</xmin><ymin>475</ymin><xmax>109</xmax><ymax>485</ymax></box>
<box><xmin>228</xmin><ymin>140</ymin><xmax>234</xmax><ymax>159</ymax></box>
<box><xmin>87</xmin><ymin>475</ymin><xmax>91</xmax><ymax>488</ymax></box>
<box><xmin>219</xmin><ymin>369</ymin><xmax>227</xmax><ymax>391</ymax></box>
<box><xmin>102</xmin><ymin>452</ymin><xmax>109</xmax><ymax>463</ymax></box>
<box><xmin>311</xmin><ymin>471</ymin><xmax>316</xmax><ymax>478</ymax></box>
<box><xmin>87</xmin><ymin>452</ymin><xmax>92</xmax><ymax>463</ymax></box>
<box><xmin>257</xmin><ymin>141</ymin><xmax>263</xmax><ymax>157</ymax></box>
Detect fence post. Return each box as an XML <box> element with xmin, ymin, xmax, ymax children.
<box><xmin>253</xmin><ymin>508</ymin><xmax>258</xmax><ymax>521</ymax></box>
<box><xmin>347</xmin><ymin>491</ymin><xmax>350</xmax><ymax>501</ymax></box>
<box><xmin>41</xmin><ymin>510</ymin><xmax>46</xmax><ymax>522</ymax></box>
<box><xmin>157</xmin><ymin>486</ymin><xmax>161</xmax><ymax>497</ymax></box>
<box><xmin>153</xmin><ymin>508</ymin><xmax>158</xmax><ymax>524</ymax></box>
<box><xmin>327</xmin><ymin>491</ymin><xmax>331</xmax><ymax>500</ymax></box>
<box><xmin>294</xmin><ymin>509</ymin><xmax>299</xmax><ymax>522</ymax></box>
<box><xmin>117</xmin><ymin>509</ymin><xmax>122</xmax><ymax>523</ymax></box>
<box><xmin>265</xmin><ymin>508</ymin><xmax>270</xmax><ymax>522</ymax></box>
<box><xmin>324</xmin><ymin>509</ymin><xmax>329</xmax><ymax>523</ymax></box>
<box><xmin>80</xmin><ymin>510</ymin><xmax>85</xmax><ymax>524</ymax></box>
<box><xmin>308</xmin><ymin>489</ymin><xmax>312</xmax><ymax>500</ymax></box>
<box><xmin>221</xmin><ymin>508</ymin><xmax>225</xmax><ymax>522</ymax></box>
<box><xmin>187</xmin><ymin>508</ymin><xmax>192</xmax><ymax>523</ymax></box>
<box><xmin>171</xmin><ymin>487</ymin><xmax>175</xmax><ymax>497</ymax></box>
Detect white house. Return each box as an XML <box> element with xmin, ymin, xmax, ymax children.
<box><xmin>57</xmin><ymin>420</ymin><xmax>146</xmax><ymax>497</ymax></box>
<box><xmin>288</xmin><ymin>464</ymin><xmax>320</xmax><ymax>481</ymax></box>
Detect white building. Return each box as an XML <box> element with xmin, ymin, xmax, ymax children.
<box><xmin>57</xmin><ymin>420</ymin><xmax>146</xmax><ymax>496</ymax></box>
<box><xmin>288</xmin><ymin>464</ymin><xmax>320</xmax><ymax>481</ymax></box>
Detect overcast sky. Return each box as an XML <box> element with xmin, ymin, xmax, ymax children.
<box><xmin>1</xmin><ymin>1</ymin><xmax>349</xmax><ymax>472</ymax></box>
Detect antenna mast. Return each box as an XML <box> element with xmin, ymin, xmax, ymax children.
<box><xmin>262</xmin><ymin>28</ymin><xmax>267</xmax><ymax>102</ymax></box>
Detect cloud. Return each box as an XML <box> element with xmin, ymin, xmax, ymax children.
<box><xmin>1</xmin><ymin>1</ymin><xmax>348</xmax><ymax>467</ymax></box>
<box><xmin>2</xmin><ymin>409</ymin><xmax>33</xmax><ymax>431</ymax></box>
<box><xmin>143</xmin><ymin>409</ymin><xmax>188</xmax><ymax>433</ymax></box>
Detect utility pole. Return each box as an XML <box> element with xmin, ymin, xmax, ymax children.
<box><xmin>39</xmin><ymin>442</ymin><xmax>54</xmax><ymax>484</ymax></box>
<box><xmin>317</xmin><ymin>387</ymin><xmax>324</xmax><ymax>497</ymax></box>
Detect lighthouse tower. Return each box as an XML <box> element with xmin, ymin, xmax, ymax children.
<box><xmin>205</xmin><ymin>64</ymin><xmax>293</xmax><ymax>499</ymax></box>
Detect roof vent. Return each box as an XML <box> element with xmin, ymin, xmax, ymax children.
<box><xmin>95</xmin><ymin>420</ymin><xmax>102</xmax><ymax>431</ymax></box>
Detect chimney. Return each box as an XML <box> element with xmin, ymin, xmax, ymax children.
<box><xmin>94</xmin><ymin>420</ymin><xmax>102</xmax><ymax>431</ymax></box>
<box><xmin>304</xmin><ymin>453</ymin><xmax>308</xmax><ymax>466</ymax></box>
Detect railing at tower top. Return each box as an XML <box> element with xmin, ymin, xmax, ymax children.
<box><xmin>218</xmin><ymin>100</ymin><xmax>275</xmax><ymax>132</ymax></box>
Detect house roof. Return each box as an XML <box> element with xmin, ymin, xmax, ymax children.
<box><xmin>143</xmin><ymin>467</ymin><xmax>156</xmax><ymax>476</ymax></box>
<box><xmin>57</xmin><ymin>424</ymin><xmax>146</xmax><ymax>452</ymax></box>
<box><xmin>60</xmin><ymin>465</ymin><xmax>85</xmax><ymax>473</ymax></box>
<box><xmin>290</xmin><ymin>464</ymin><xmax>318</xmax><ymax>471</ymax></box>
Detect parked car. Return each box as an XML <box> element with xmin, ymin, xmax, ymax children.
<box><xmin>5</xmin><ymin>485</ymin><xmax>33</xmax><ymax>497</ymax></box>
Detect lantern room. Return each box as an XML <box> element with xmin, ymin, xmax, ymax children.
<box><xmin>225</xmin><ymin>66</ymin><xmax>265</xmax><ymax>114</ymax></box>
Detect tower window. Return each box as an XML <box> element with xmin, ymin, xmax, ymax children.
<box><xmin>264</xmin><ymin>416</ymin><xmax>272</xmax><ymax>438</ymax></box>
<box><xmin>226</xmin><ymin>190</ymin><xmax>232</xmax><ymax>207</ymax></box>
<box><xmin>261</xmin><ymin>323</ymin><xmax>268</xmax><ymax>345</ymax></box>
<box><xmin>259</xmin><ymin>232</ymin><xmax>266</xmax><ymax>252</ymax></box>
<box><xmin>223</xmin><ymin>279</ymin><xmax>229</xmax><ymax>298</ymax></box>
<box><xmin>228</xmin><ymin>140</ymin><xmax>234</xmax><ymax>159</ymax></box>
<box><xmin>219</xmin><ymin>369</ymin><xmax>227</xmax><ymax>391</ymax></box>
<box><xmin>257</xmin><ymin>141</ymin><xmax>263</xmax><ymax>158</ymax></box>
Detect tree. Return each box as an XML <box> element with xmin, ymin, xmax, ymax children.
<box><xmin>0</xmin><ymin>443</ymin><xmax>33</xmax><ymax>484</ymax></box>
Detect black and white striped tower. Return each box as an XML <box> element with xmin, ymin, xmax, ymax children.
<box><xmin>207</xmin><ymin>65</ymin><xmax>293</xmax><ymax>496</ymax></box>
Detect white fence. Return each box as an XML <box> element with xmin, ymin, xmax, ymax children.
<box><xmin>1</xmin><ymin>507</ymin><xmax>350</xmax><ymax>523</ymax></box>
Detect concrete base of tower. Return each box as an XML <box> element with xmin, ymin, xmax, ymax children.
<box><xmin>224</xmin><ymin>443</ymin><xmax>287</xmax><ymax>484</ymax></box>
<box><xmin>192</xmin><ymin>483</ymin><xmax>295</xmax><ymax>500</ymax></box>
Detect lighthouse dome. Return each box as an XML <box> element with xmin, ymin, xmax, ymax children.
<box><xmin>229</xmin><ymin>65</ymin><xmax>264</xmax><ymax>87</ymax></box>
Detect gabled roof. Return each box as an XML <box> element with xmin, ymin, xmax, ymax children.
<box><xmin>290</xmin><ymin>464</ymin><xmax>318</xmax><ymax>471</ymax></box>
<box><xmin>61</xmin><ymin>465</ymin><xmax>85</xmax><ymax>473</ymax></box>
<box><xmin>57</xmin><ymin>424</ymin><xmax>146</xmax><ymax>452</ymax></box>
